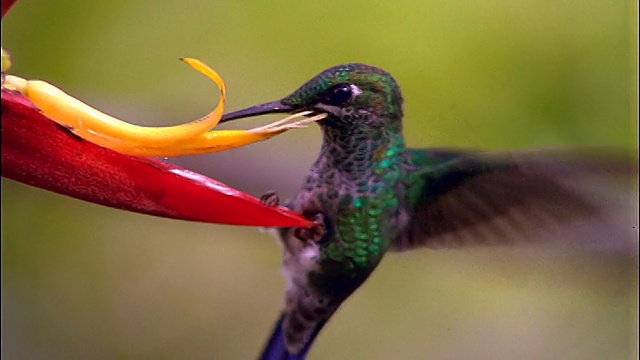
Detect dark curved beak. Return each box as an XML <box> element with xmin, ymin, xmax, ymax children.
<box><xmin>219</xmin><ymin>100</ymin><xmax>295</xmax><ymax>123</ymax></box>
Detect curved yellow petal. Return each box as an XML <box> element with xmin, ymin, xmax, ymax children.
<box><xmin>118</xmin><ymin>130</ymin><xmax>283</xmax><ymax>157</ymax></box>
<box><xmin>4</xmin><ymin>58</ymin><xmax>326</xmax><ymax>158</ymax></box>
<box><xmin>111</xmin><ymin>112</ymin><xmax>328</xmax><ymax>158</ymax></box>
<box><xmin>5</xmin><ymin>58</ymin><xmax>224</xmax><ymax>149</ymax></box>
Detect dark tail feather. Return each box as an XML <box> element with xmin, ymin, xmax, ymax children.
<box><xmin>258</xmin><ymin>313</ymin><xmax>326</xmax><ymax>360</ymax></box>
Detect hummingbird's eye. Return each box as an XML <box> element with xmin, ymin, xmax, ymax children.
<box><xmin>322</xmin><ymin>84</ymin><xmax>353</xmax><ymax>106</ymax></box>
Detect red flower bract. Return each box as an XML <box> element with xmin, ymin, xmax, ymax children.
<box><xmin>1</xmin><ymin>88</ymin><xmax>314</xmax><ymax>228</ymax></box>
<box><xmin>1</xmin><ymin>0</ymin><xmax>16</xmax><ymax>18</ymax></box>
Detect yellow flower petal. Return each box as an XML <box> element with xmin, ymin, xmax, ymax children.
<box><xmin>4</xmin><ymin>58</ymin><xmax>224</xmax><ymax>149</ymax></box>
<box><xmin>3</xmin><ymin>57</ymin><xmax>325</xmax><ymax>158</ymax></box>
<box><xmin>108</xmin><ymin>112</ymin><xmax>327</xmax><ymax>157</ymax></box>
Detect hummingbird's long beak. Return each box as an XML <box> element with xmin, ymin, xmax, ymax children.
<box><xmin>220</xmin><ymin>100</ymin><xmax>295</xmax><ymax>123</ymax></box>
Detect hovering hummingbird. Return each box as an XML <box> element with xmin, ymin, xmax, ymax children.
<box><xmin>220</xmin><ymin>64</ymin><xmax>636</xmax><ymax>360</ymax></box>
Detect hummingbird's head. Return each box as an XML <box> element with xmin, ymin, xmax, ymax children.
<box><xmin>221</xmin><ymin>64</ymin><xmax>404</xmax><ymax>132</ymax></box>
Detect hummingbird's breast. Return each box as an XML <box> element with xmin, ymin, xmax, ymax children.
<box><xmin>276</xmin><ymin>183</ymin><xmax>402</xmax><ymax>354</ymax></box>
<box><xmin>282</xmin><ymin>129</ymin><xmax>411</xmax><ymax>294</ymax></box>
<box><xmin>275</xmin><ymin>133</ymin><xmax>411</xmax><ymax>354</ymax></box>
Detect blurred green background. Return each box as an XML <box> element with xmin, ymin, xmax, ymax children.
<box><xmin>2</xmin><ymin>1</ymin><xmax>638</xmax><ymax>359</ymax></box>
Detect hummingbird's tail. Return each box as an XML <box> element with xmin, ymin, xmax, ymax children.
<box><xmin>258</xmin><ymin>313</ymin><xmax>326</xmax><ymax>360</ymax></box>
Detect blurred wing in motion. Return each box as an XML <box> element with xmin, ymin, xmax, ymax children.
<box><xmin>393</xmin><ymin>148</ymin><xmax>637</xmax><ymax>251</ymax></box>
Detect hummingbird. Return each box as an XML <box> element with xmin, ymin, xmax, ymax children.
<box><xmin>219</xmin><ymin>63</ymin><xmax>636</xmax><ymax>360</ymax></box>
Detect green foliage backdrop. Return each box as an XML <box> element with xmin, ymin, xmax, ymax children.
<box><xmin>2</xmin><ymin>1</ymin><xmax>637</xmax><ymax>359</ymax></box>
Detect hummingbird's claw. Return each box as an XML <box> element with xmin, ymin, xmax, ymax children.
<box><xmin>260</xmin><ymin>190</ymin><xmax>280</xmax><ymax>207</ymax></box>
<box><xmin>294</xmin><ymin>212</ymin><xmax>328</xmax><ymax>243</ymax></box>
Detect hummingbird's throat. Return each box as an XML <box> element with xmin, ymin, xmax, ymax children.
<box><xmin>317</xmin><ymin>125</ymin><xmax>406</xmax><ymax>180</ymax></box>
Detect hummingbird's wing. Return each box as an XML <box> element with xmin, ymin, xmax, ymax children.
<box><xmin>392</xmin><ymin>148</ymin><xmax>637</xmax><ymax>251</ymax></box>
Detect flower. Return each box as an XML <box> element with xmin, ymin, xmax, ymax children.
<box><xmin>1</xmin><ymin>0</ymin><xmax>315</xmax><ymax>228</ymax></box>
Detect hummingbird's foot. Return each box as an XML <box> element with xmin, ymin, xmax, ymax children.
<box><xmin>294</xmin><ymin>212</ymin><xmax>328</xmax><ymax>244</ymax></box>
<box><xmin>260</xmin><ymin>190</ymin><xmax>280</xmax><ymax>207</ymax></box>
